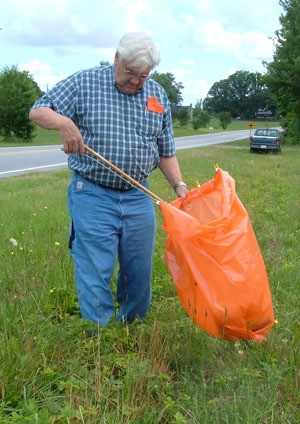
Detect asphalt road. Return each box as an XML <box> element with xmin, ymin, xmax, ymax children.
<box><xmin>0</xmin><ymin>129</ymin><xmax>250</xmax><ymax>179</ymax></box>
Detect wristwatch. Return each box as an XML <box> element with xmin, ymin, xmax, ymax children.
<box><xmin>173</xmin><ymin>181</ymin><xmax>187</xmax><ymax>191</ymax></box>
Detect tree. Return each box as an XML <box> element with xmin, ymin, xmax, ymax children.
<box><xmin>192</xmin><ymin>110</ymin><xmax>210</xmax><ymax>129</ymax></box>
<box><xmin>203</xmin><ymin>79</ymin><xmax>232</xmax><ymax>115</ymax></box>
<box><xmin>219</xmin><ymin>111</ymin><xmax>232</xmax><ymax>130</ymax></box>
<box><xmin>0</xmin><ymin>66</ymin><xmax>43</xmax><ymax>141</ymax></box>
<box><xmin>191</xmin><ymin>99</ymin><xmax>211</xmax><ymax>129</ymax></box>
<box><xmin>152</xmin><ymin>71</ymin><xmax>183</xmax><ymax>106</ymax></box>
<box><xmin>177</xmin><ymin>108</ymin><xmax>190</xmax><ymax>126</ymax></box>
<box><xmin>264</xmin><ymin>0</ymin><xmax>300</xmax><ymax>144</ymax></box>
<box><xmin>203</xmin><ymin>71</ymin><xmax>276</xmax><ymax>119</ymax></box>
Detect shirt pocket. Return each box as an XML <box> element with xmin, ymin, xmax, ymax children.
<box><xmin>138</xmin><ymin>110</ymin><xmax>164</xmax><ymax>139</ymax></box>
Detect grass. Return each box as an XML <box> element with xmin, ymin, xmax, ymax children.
<box><xmin>1</xmin><ymin>139</ymin><xmax>299</xmax><ymax>423</ymax></box>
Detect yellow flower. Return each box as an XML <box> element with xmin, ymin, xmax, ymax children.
<box><xmin>54</xmin><ymin>242</ymin><xmax>61</xmax><ymax>246</ymax></box>
<box><xmin>274</xmin><ymin>320</ymin><xmax>279</xmax><ymax>325</ymax></box>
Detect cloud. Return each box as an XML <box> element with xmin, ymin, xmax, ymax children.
<box><xmin>19</xmin><ymin>59</ymin><xmax>63</xmax><ymax>91</ymax></box>
<box><xmin>240</xmin><ymin>31</ymin><xmax>275</xmax><ymax>59</ymax></box>
<box><xmin>118</xmin><ymin>0</ymin><xmax>152</xmax><ymax>32</ymax></box>
<box><xmin>0</xmin><ymin>0</ymin><xmax>283</xmax><ymax>104</ymax></box>
<box><xmin>186</xmin><ymin>79</ymin><xmax>210</xmax><ymax>104</ymax></box>
<box><xmin>19</xmin><ymin>59</ymin><xmax>52</xmax><ymax>75</ymax></box>
<box><xmin>171</xmin><ymin>65</ymin><xmax>210</xmax><ymax>104</ymax></box>
<box><xmin>1</xmin><ymin>0</ymin><xmax>123</xmax><ymax>49</ymax></box>
<box><xmin>201</xmin><ymin>20</ymin><xmax>241</xmax><ymax>50</ymax></box>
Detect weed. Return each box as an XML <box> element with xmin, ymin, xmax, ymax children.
<box><xmin>0</xmin><ymin>141</ymin><xmax>299</xmax><ymax>422</ymax></box>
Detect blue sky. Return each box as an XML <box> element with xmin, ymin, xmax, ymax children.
<box><xmin>1</xmin><ymin>0</ymin><xmax>283</xmax><ymax>105</ymax></box>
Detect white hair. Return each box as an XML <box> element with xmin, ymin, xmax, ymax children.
<box><xmin>116</xmin><ymin>32</ymin><xmax>161</xmax><ymax>70</ymax></box>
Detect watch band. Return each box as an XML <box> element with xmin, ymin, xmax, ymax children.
<box><xmin>173</xmin><ymin>181</ymin><xmax>187</xmax><ymax>191</ymax></box>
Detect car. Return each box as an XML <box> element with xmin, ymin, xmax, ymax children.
<box><xmin>249</xmin><ymin>128</ymin><xmax>282</xmax><ymax>154</ymax></box>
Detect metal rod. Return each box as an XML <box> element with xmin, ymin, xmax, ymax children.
<box><xmin>84</xmin><ymin>145</ymin><xmax>163</xmax><ymax>203</ymax></box>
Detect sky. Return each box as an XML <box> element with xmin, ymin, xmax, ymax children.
<box><xmin>0</xmin><ymin>0</ymin><xmax>284</xmax><ymax>106</ymax></box>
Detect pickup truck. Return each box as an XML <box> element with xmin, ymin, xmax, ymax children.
<box><xmin>249</xmin><ymin>128</ymin><xmax>282</xmax><ymax>154</ymax></box>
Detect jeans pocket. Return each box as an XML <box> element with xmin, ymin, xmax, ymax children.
<box><xmin>71</xmin><ymin>173</ymin><xmax>95</xmax><ymax>194</ymax></box>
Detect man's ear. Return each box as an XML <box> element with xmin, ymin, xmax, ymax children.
<box><xmin>114</xmin><ymin>53</ymin><xmax>119</xmax><ymax>65</ymax></box>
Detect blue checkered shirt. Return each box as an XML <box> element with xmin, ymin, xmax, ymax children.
<box><xmin>31</xmin><ymin>65</ymin><xmax>175</xmax><ymax>189</ymax></box>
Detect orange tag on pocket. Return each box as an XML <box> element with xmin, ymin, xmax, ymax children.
<box><xmin>147</xmin><ymin>97</ymin><xmax>164</xmax><ymax>114</ymax></box>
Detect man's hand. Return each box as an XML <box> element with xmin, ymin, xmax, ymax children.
<box><xmin>174</xmin><ymin>184</ymin><xmax>188</xmax><ymax>200</ymax></box>
<box><xmin>59</xmin><ymin>117</ymin><xmax>85</xmax><ymax>156</ymax></box>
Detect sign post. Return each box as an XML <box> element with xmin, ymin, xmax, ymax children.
<box><xmin>248</xmin><ymin>121</ymin><xmax>255</xmax><ymax>136</ymax></box>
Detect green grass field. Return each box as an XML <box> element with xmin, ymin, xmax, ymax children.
<box><xmin>0</xmin><ymin>138</ymin><xmax>299</xmax><ymax>423</ymax></box>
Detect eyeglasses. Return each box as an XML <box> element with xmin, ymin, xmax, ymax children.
<box><xmin>123</xmin><ymin>64</ymin><xmax>151</xmax><ymax>81</ymax></box>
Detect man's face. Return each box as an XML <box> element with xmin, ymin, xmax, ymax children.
<box><xmin>114</xmin><ymin>54</ymin><xmax>152</xmax><ymax>95</ymax></box>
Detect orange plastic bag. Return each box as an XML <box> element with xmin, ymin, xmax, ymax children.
<box><xmin>160</xmin><ymin>168</ymin><xmax>274</xmax><ymax>341</ymax></box>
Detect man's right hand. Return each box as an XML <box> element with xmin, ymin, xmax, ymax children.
<box><xmin>59</xmin><ymin>117</ymin><xmax>85</xmax><ymax>156</ymax></box>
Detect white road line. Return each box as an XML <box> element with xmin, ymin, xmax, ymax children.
<box><xmin>0</xmin><ymin>162</ymin><xmax>67</xmax><ymax>176</ymax></box>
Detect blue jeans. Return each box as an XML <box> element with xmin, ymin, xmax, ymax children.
<box><xmin>67</xmin><ymin>172</ymin><xmax>156</xmax><ymax>326</ymax></box>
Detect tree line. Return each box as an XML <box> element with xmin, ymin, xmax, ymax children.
<box><xmin>0</xmin><ymin>0</ymin><xmax>299</xmax><ymax>144</ymax></box>
<box><xmin>263</xmin><ymin>0</ymin><xmax>300</xmax><ymax>144</ymax></box>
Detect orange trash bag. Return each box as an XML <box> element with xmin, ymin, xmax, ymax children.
<box><xmin>160</xmin><ymin>168</ymin><xmax>275</xmax><ymax>342</ymax></box>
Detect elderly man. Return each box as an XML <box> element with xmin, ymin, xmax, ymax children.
<box><xmin>29</xmin><ymin>31</ymin><xmax>187</xmax><ymax>326</ymax></box>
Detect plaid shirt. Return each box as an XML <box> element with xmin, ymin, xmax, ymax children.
<box><xmin>31</xmin><ymin>65</ymin><xmax>175</xmax><ymax>189</ymax></box>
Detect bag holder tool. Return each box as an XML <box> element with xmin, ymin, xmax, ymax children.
<box><xmin>84</xmin><ymin>145</ymin><xmax>162</xmax><ymax>204</ymax></box>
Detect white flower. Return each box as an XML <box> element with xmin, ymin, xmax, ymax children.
<box><xmin>9</xmin><ymin>238</ymin><xmax>18</xmax><ymax>247</ymax></box>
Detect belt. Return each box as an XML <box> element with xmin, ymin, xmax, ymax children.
<box><xmin>75</xmin><ymin>171</ymin><xmax>137</xmax><ymax>191</ymax></box>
